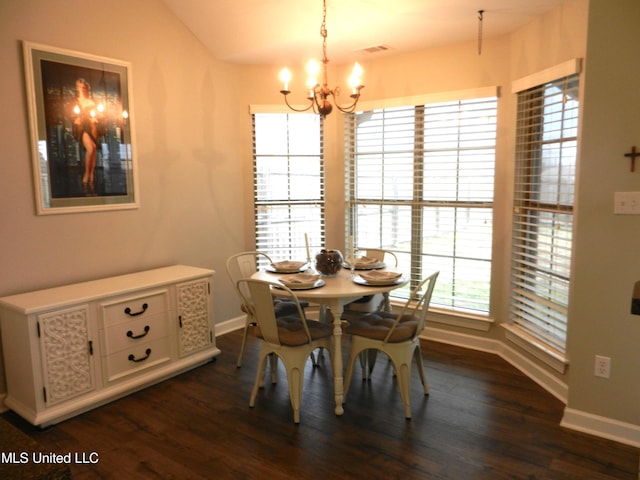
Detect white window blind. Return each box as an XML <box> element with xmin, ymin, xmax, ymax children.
<box><xmin>253</xmin><ymin>113</ymin><xmax>325</xmax><ymax>266</ymax></box>
<box><xmin>510</xmin><ymin>73</ymin><xmax>579</xmax><ymax>352</ymax></box>
<box><xmin>345</xmin><ymin>96</ymin><xmax>497</xmax><ymax>313</ymax></box>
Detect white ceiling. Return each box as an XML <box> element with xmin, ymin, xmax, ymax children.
<box><xmin>162</xmin><ymin>0</ymin><xmax>568</xmax><ymax>66</ymax></box>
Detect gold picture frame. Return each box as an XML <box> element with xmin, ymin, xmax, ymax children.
<box><xmin>23</xmin><ymin>41</ymin><xmax>139</xmax><ymax>215</ymax></box>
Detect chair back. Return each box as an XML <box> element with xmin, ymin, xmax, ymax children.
<box><xmin>226</xmin><ymin>251</ymin><xmax>273</xmax><ymax>312</ymax></box>
<box><xmin>356</xmin><ymin>248</ymin><xmax>398</xmax><ymax>267</ymax></box>
<box><xmin>236</xmin><ymin>279</ymin><xmax>311</xmax><ymax>346</ymax></box>
<box><xmin>384</xmin><ymin>271</ymin><xmax>439</xmax><ymax>343</ymax></box>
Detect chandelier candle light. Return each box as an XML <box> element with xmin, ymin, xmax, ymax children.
<box><xmin>278</xmin><ymin>0</ymin><xmax>364</xmax><ymax>117</ymax></box>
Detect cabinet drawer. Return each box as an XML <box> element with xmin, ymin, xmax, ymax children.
<box><xmin>104</xmin><ymin>337</ymin><xmax>171</xmax><ymax>383</ymax></box>
<box><xmin>100</xmin><ymin>290</ymin><xmax>169</xmax><ymax>328</ymax></box>
<box><xmin>102</xmin><ymin>312</ymin><xmax>169</xmax><ymax>355</ymax></box>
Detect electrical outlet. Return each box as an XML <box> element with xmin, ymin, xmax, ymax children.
<box><xmin>614</xmin><ymin>192</ymin><xmax>640</xmax><ymax>214</ymax></box>
<box><xmin>594</xmin><ymin>355</ymin><xmax>611</xmax><ymax>378</ymax></box>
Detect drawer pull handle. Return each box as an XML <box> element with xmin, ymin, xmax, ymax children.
<box><xmin>126</xmin><ymin>325</ymin><xmax>150</xmax><ymax>339</ymax></box>
<box><xmin>124</xmin><ymin>303</ymin><xmax>148</xmax><ymax>317</ymax></box>
<box><xmin>128</xmin><ymin>348</ymin><xmax>152</xmax><ymax>363</ymax></box>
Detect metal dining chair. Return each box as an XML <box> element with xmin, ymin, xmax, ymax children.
<box><xmin>238</xmin><ymin>279</ymin><xmax>334</xmax><ymax>423</ymax></box>
<box><xmin>343</xmin><ymin>271</ymin><xmax>439</xmax><ymax>419</ymax></box>
<box><xmin>342</xmin><ymin>247</ymin><xmax>401</xmax><ymax>372</ymax></box>
<box><xmin>226</xmin><ymin>251</ymin><xmax>301</xmax><ymax>367</ymax></box>
<box><xmin>354</xmin><ymin>248</ymin><xmax>398</xmax><ymax>268</ymax></box>
<box><xmin>343</xmin><ymin>248</ymin><xmax>399</xmax><ymax>316</ymax></box>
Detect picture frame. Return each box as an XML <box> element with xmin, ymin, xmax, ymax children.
<box><xmin>23</xmin><ymin>41</ymin><xmax>139</xmax><ymax>215</ymax></box>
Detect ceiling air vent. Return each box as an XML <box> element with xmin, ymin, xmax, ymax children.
<box><xmin>358</xmin><ymin>44</ymin><xmax>392</xmax><ymax>55</ymax></box>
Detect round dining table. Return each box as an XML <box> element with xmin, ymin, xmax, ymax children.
<box><xmin>251</xmin><ymin>266</ymin><xmax>408</xmax><ymax>415</ymax></box>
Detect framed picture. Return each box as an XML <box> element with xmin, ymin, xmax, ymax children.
<box><xmin>23</xmin><ymin>41</ymin><xmax>139</xmax><ymax>215</ymax></box>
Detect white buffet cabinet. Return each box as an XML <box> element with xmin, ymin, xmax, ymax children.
<box><xmin>0</xmin><ymin>265</ymin><xmax>220</xmax><ymax>426</ymax></box>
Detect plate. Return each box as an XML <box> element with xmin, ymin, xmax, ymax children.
<box><xmin>278</xmin><ymin>273</ymin><xmax>322</xmax><ymax>290</ymax></box>
<box><xmin>278</xmin><ymin>279</ymin><xmax>326</xmax><ymax>290</ymax></box>
<box><xmin>266</xmin><ymin>260</ymin><xmax>309</xmax><ymax>273</ymax></box>
<box><xmin>354</xmin><ymin>271</ymin><xmax>404</xmax><ymax>286</ymax></box>
<box><xmin>353</xmin><ymin>275</ymin><xmax>405</xmax><ymax>287</ymax></box>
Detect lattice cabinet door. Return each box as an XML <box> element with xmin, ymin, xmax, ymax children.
<box><xmin>176</xmin><ymin>279</ymin><xmax>213</xmax><ymax>357</ymax></box>
<box><xmin>37</xmin><ymin>304</ymin><xmax>95</xmax><ymax>406</ymax></box>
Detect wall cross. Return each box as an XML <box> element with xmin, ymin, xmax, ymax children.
<box><xmin>624</xmin><ymin>146</ymin><xmax>640</xmax><ymax>172</ymax></box>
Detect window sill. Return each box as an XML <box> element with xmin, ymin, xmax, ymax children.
<box><xmin>390</xmin><ymin>301</ymin><xmax>494</xmax><ymax>332</ymax></box>
<box><xmin>501</xmin><ymin>323</ymin><xmax>569</xmax><ymax>374</ymax></box>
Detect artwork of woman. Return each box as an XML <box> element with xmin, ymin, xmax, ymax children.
<box><xmin>25</xmin><ymin>44</ymin><xmax>137</xmax><ymax>213</ymax></box>
<box><xmin>72</xmin><ymin>78</ymin><xmax>102</xmax><ymax>193</ymax></box>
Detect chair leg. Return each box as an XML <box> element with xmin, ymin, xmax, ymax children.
<box><xmin>269</xmin><ymin>353</ymin><xmax>278</xmax><ymax>384</ymax></box>
<box><xmin>358</xmin><ymin>349</ymin><xmax>379</xmax><ymax>380</ymax></box>
<box><xmin>236</xmin><ymin>321</ymin><xmax>251</xmax><ymax>368</ymax></box>
<box><xmin>358</xmin><ymin>351</ymin><xmax>368</xmax><ymax>380</ymax></box>
<box><xmin>312</xmin><ymin>307</ymin><xmax>332</xmax><ymax>366</ymax></box>
<box><xmin>367</xmin><ymin>350</ymin><xmax>379</xmax><ymax>378</ymax></box>
<box><xmin>343</xmin><ymin>348</ymin><xmax>363</xmax><ymax>403</ymax></box>
<box><xmin>381</xmin><ymin>292</ymin><xmax>391</xmax><ymax>312</ymax></box>
<box><xmin>250</xmin><ymin>351</ymin><xmax>269</xmax><ymax>407</ymax></box>
<box><xmin>414</xmin><ymin>346</ymin><xmax>429</xmax><ymax>395</ymax></box>
<box><xmin>394</xmin><ymin>361</ymin><xmax>412</xmax><ymax>419</ymax></box>
<box><xmin>286</xmin><ymin>364</ymin><xmax>304</xmax><ymax>424</ymax></box>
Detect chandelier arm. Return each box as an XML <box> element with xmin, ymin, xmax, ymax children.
<box><xmin>330</xmin><ymin>86</ymin><xmax>364</xmax><ymax>114</ymax></box>
<box><xmin>335</xmin><ymin>102</ymin><xmax>359</xmax><ymax>114</ymax></box>
<box><xmin>281</xmin><ymin>93</ymin><xmax>315</xmax><ymax>113</ymax></box>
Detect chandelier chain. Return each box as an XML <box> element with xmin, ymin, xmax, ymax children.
<box><xmin>321</xmin><ymin>0</ymin><xmax>328</xmax><ymax>68</ymax></box>
<box><xmin>477</xmin><ymin>10</ymin><xmax>484</xmax><ymax>55</ymax></box>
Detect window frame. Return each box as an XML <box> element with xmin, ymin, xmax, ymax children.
<box><xmin>251</xmin><ymin>110</ymin><xmax>325</xmax><ymax>266</ymax></box>
<box><xmin>345</xmin><ymin>89</ymin><xmax>498</xmax><ymax>315</ymax></box>
<box><xmin>509</xmin><ymin>60</ymin><xmax>581</xmax><ymax>356</ymax></box>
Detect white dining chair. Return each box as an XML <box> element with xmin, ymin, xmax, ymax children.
<box><xmin>343</xmin><ymin>271</ymin><xmax>439</xmax><ymax>419</ymax></box>
<box><xmin>355</xmin><ymin>248</ymin><xmax>398</xmax><ymax>268</ymax></box>
<box><xmin>238</xmin><ymin>279</ymin><xmax>334</xmax><ymax>423</ymax></box>
<box><xmin>343</xmin><ymin>247</ymin><xmax>401</xmax><ymax>373</ymax></box>
<box><xmin>343</xmin><ymin>248</ymin><xmax>399</xmax><ymax>316</ymax></box>
<box><xmin>226</xmin><ymin>251</ymin><xmax>300</xmax><ymax>367</ymax></box>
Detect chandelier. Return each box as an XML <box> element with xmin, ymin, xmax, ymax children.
<box><xmin>278</xmin><ymin>0</ymin><xmax>364</xmax><ymax>117</ymax></box>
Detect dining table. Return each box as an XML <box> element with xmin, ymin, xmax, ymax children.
<box><xmin>251</xmin><ymin>265</ymin><xmax>408</xmax><ymax>415</ymax></box>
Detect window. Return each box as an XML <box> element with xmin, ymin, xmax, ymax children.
<box><xmin>345</xmin><ymin>95</ymin><xmax>497</xmax><ymax>313</ymax></box>
<box><xmin>252</xmin><ymin>113</ymin><xmax>324</xmax><ymax>266</ymax></box>
<box><xmin>510</xmin><ymin>73</ymin><xmax>579</xmax><ymax>353</ymax></box>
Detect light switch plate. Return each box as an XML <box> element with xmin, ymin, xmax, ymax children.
<box><xmin>614</xmin><ymin>192</ymin><xmax>640</xmax><ymax>214</ymax></box>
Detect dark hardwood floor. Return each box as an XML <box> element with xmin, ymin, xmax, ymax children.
<box><xmin>2</xmin><ymin>330</ymin><xmax>638</xmax><ymax>479</ymax></box>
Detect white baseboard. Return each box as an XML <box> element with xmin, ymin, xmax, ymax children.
<box><xmin>215</xmin><ymin>316</ymin><xmax>246</xmax><ymax>336</ymax></box>
<box><xmin>422</xmin><ymin>326</ymin><xmax>568</xmax><ymax>402</ymax></box>
<box><xmin>497</xmin><ymin>342</ymin><xmax>568</xmax><ymax>403</ymax></box>
<box><xmin>421</xmin><ymin>327</ymin><xmax>640</xmax><ymax>447</ymax></box>
<box><xmin>562</xmin><ymin>407</ymin><xmax>640</xmax><ymax>449</ymax></box>
<box><xmin>422</xmin><ymin>325</ymin><xmax>498</xmax><ymax>353</ymax></box>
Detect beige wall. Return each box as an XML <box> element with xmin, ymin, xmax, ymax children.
<box><xmin>567</xmin><ymin>0</ymin><xmax>640</xmax><ymax>425</ymax></box>
<box><xmin>1</xmin><ymin>0</ymin><xmax>639</xmax><ymax>445</ymax></box>
<box><xmin>0</xmin><ymin>0</ymin><xmax>250</xmax><ymax>388</ymax></box>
